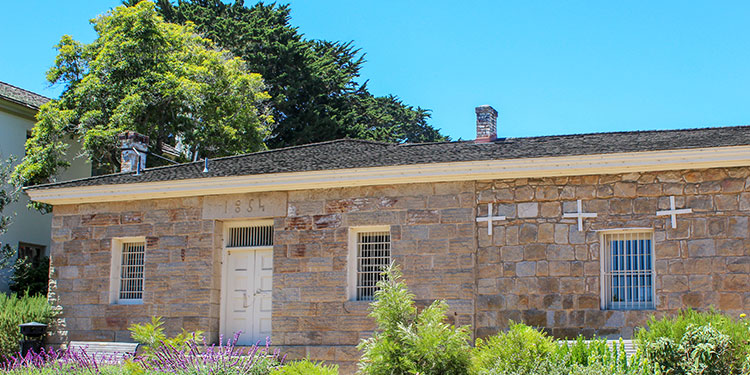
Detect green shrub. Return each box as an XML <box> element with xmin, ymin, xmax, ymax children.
<box><xmin>128</xmin><ymin>316</ymin><xmax>203</xmax><ymax>357</ymax></box>
<box><xmin>271</xmin><ymin>359</ymin><xmax>338</xmax><ymax>375</ymax></box>
<box><xmin>636</xmin><ymin>308</ymin><xmax>749</xmax><ymax>374</ymax></box>
<box><xmin>0</xmin><ymin>293</ymin><xmax>55</xmax><ymax>359</ymax></box>
<box><xmin>471</xmin><ymin>322</ymin><xmax>555</xmax><ymax>374</ymax></box>
<box><xmin>357</xmin><ymin>263</ymin><xmax>472</xmax><ymax>375</ymax></box>
<box><xmin>680</xmin><ymin>324</ymin><xmax>733</xmax><ymax>375</ymax></box>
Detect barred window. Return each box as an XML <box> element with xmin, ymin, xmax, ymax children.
<box><xmin>601</xmin><ymin>231</ymin><xmax>654</xmax><ymax>310</ymax></box>
<box><xmin>227</xmin><ymin>224</ymin><xmax>273</xmax><ymax>248</ymax></box>
<box><xmin>355</xmin><ymin>231</ymin><xmax>391</xmax><ymax>301</ymax></box>
<box><xmin>118</xmin><ymin>242</ymin><xmax>145</xmax><ymax>302</ymax></box>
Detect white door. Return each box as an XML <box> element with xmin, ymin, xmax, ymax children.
<box><xmin>224</xmin><ymin>248</ymin><xmax>273</xmax><ymax>345</ymax></box>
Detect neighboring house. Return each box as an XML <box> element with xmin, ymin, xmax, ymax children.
<box><xmin>0</xmin><ymin>81</ymin><xmax>90</xmax><ymax>292</ymax></box>
<box><xmin>26</xmin><ymin>105</ymin><xmax>750</xmax><ymax>373</ymax></box>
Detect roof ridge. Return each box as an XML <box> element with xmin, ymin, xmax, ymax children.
<box><xmin>28</xmin><ymin>138</ymin><xmax>396</xmax><ymax>188</ymax></box>
<box><xmin>204</xmin><ymin>137</ymin><xmax>393</xmax><ymax>164</ymax></box>
<box><xmin>495</xmin><ymin>124</ymin><xmax>750</xmax><ymax>143</ymax></box>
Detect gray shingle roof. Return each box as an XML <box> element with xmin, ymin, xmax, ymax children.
<box><xmin>27</xmin><ymin>125</ymin><xmax>750</xmax><ymax>191</ymax></box>
<box><xmin>0</xmin><ymin>81</ymin><xmax>50</xmax><ymax>110</ymax></box>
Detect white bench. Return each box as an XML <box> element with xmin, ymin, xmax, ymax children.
<box><xmin>67</xmin><ymin>341</ymin><xmax>140</xmax><ymax>362</ymax></box>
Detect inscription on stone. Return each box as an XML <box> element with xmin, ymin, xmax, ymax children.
<box><xmin>202</xmin><ymin>192</ymin><xmax>287</xmax><ymax>219</ymax></box>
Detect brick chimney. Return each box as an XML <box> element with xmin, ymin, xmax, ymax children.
<box><xmin>475</xmin><ymin>105</ymin><xmax>498</xmax><ymax>143</ymax></box>
<box><xmin>119</xmin><ymin>131</ymin><xmax>149</xmax><ymax>173</ymax></box>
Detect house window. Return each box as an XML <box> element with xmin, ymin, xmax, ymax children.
<box><xmin>110</xmin><ymin>238</ymin><xmax>145</xmax><ymax>304</ymax></box>
<box><xmin>18</xmin><ymin>242</ymin><xmax>45</xmax><ymax>266</ymax></box>
<box><xmin>600</xmin><ymin>231</ymin><xmax>654</xmax><ymax>310</ymax></box>
<box><xmin>349</xmin><ymin>227</ymin><xmax>391</xmax><ymax>301</ymax></box>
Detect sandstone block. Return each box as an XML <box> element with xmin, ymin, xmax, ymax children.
<box><xmin>613</xmin><ymin>182</ymin><xmax>636</xmax><ymax>197</ymax></box>
<box><xmin>516</xmin><ymin>262</ymin><xmax>536</xmax><ymax>277</ymax></box>
<box><xmin>687</xmin><ymin>239</ymin><xmax>715</xmax><ymax>257</ymax></box>
<box><xmin>517</xmin><ymin>202</ymin><xmax>539</xmax><ymax>218</ymax></box>
<box><xmin>661</xmin><ymin>275</ymin><xmax>689</xmax><ymax>292</ymax></box>
<box><xmin>514</xmin><ymin>186</ymin><xmax>535</xmax><ymax>201</ymax></box>
<box><xmin>519</xmin><ymin>224</ymin><xmax>538</xmax><ymax>244</ymax></box>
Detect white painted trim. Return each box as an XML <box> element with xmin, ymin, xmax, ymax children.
<box><xmin>598</xmin><ymin>230</ymin><xmax>656</xmax><ymax>310</ymax></box>
<box><xmin>219</xmin><ymin>220</ymin><xmax>274</xmax><ymax>342</ymax></box>
<box><xmin>109</xmin><ymin>237</ymin><xmax>146</xmax><ymax>305</ymax></box>
<box><xmin>595</xmin><ymin>228</ymin><xmax>654</xmax><ymax>233</ymax></box>
<box><xmin>348</xmin><ymin>225</ymin><xmax>391</xmax><ymax>301</ymax></box>
<box><xmin>26</xmin><ymin>145</ymin><xmax>750</xmax><ymax>205</ymax></box>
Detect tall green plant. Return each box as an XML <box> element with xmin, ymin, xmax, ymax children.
<box><xmin>128</xmin><ymin>316</ymin><xmax>203</xmax><ymax>357</ymax></box>
<box><xmin>0</xmin><ymin>293</ymin><xmax>55</xmax><ymax>359</ymax></box>
<box><xmin>472</xmin><ymin>322</ymin><xmax>556</xmax><ymax>375</ymax></box>
<box><xmin>357</xmin><ymin>263</ymin><xmax>471</xmax><ymax>375</ymax></box>
<box><xmin>636</xmin><ymin>308</ymin><xmax>749</xmax><ymax>373</ymax></box>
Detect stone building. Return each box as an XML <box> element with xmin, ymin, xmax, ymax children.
<box><xmin>26</xmin><ymin>106</ymin><xmax>750</xmax><ymax>372</ymax></box>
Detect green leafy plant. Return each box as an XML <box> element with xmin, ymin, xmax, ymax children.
<box><xmin>128</xmin><ymin>316</ymin><xmax>203</xmax><ymax>357</ymax></box>
<box><xmin>357</xmin><ymin>263</ymin><xmax>471</xmax><ymax>375</ymax></box>
<box><xmin>636</xmin><ymin>308</ymin><xmax>749</xmax><ymax>374</ymax></box>
<box><xmin>270</xmin><ymin>359</ymin><xmax>338</xmax><ymax>375</ymax></box>
<box><xmin>0</xmin><ymin>293</ymin><xmax>55</xmax><ymax>359</ymax></box>
<box><xmin>472</xmin><ymin>322</ymin><xmax>555</xmax><ymax>374</ymax></box>
<box><xmin>680</xmin><ymin>324</ymin><xmax>733</xmax><ymax>375</ymax></box>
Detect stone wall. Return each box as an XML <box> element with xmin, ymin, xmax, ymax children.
<box><xmin>475</xmin><ymin>167</ymin><xmax>750</xmax><ymax>339</ymax></box>
<box><xmin>274</xmin><ymin>182</ymin><xmax>476</xmax><ymax>373</ymax></box>
<box><xmin>46</xmin><ymin>167</ymin><xmax>750</xmax><ymax>373</ymax></box>
<box><xmin>48</xmin><ymin>197</ymin><xmax>220</xmax><ymax>344</ymax></box>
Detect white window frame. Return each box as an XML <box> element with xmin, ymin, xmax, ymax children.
<box><xmin>348</xmin><ymin>226</ymin><xmax>391</xmax><ymax>301</ymax></box>
<box><xmin>599</xmin><ymin>229</ymin><xmax>655</xmax><ymax>310</ymax></box>
<box><xmin>109</xmin><ymin>237</ymin><xmax>146</xmax><ymax>305</ymax></box>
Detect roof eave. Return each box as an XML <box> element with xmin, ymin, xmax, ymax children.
<box><xmin>26</xmin><ymin>145</ymin><xmax>750</xmax><ymax>206</ymax></box>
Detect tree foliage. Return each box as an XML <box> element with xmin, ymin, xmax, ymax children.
<box><xmin>154</xmin><ymin>0</ymin><xmax>448</xmax><ymax>148</ymax></box>
<box><xmin>13</xmin><ymin>1</ymin><xmax>272</xmax><ymax>186</ymax></box>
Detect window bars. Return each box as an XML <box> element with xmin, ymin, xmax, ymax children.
<box><xmin>119</xmin><ymin>242</ymin><xmax>145</xmax><ymax>301</ymax></box>
<box><xmin>356</xmin><ymin>231</ymin><xmax>391</xmax><ymax>301</ymax></box>
<box><xmin>601</xmin><ymin>231</ymin><xmax>654</xmax><ymax>310</ymax></box>
<box><xmin>227</xmin><ymin>225</ymin><xmax>274</xmax><ymax>248</ymax></box>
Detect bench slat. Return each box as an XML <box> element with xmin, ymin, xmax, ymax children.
<box><xmin>68</xmin><ymin>341</ymin><xmax>140</xmax><ymax>362</ymax></box>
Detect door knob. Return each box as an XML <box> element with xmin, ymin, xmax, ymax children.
<box><xmin>242</xmin><ymin>291</ymin><xmax>249</xmax><ymax>308</ymax></box>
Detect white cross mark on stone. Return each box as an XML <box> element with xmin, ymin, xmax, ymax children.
<box><xmin>476</xmin><ymin>202</ymin><xmax>506</xmax><ymax>236</ymax></box>
<box><xmin>563</xmin><ymin>199</ymin><xmax>598</xmax><ymax>231</ymax></box>
<box><xmin>656</xmin><ymin>196</ymin><xmax>692</xmax><ymax>229</ymax></box>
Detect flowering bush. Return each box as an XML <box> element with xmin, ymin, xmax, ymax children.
<box><xmin>136</xmin><ymin>332</ymin><xmax>282</xmax><ymax>375</ymax></box>
<box><xmin>1</xmin><ymin>331</ymin><xmax>283</xmax><ymax>375</ymax></box>
<box><xmin>2</xmin><ymin>346</ymin><xmax>124</xmax><ymax>374</ymax></box>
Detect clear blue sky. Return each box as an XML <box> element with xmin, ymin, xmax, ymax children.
<box><xmin>2</xmin><ymin>1</ymin><xmax>750</xmax><ymax>141</ymax></box>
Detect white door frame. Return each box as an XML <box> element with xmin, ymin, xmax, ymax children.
<box><xmin>219</xmin><ymin>219</ymin><xmax>274</xmax><ymax>343</ymax></box>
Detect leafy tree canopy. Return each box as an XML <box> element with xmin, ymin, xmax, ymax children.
<box><xmin>13</xmin><ymin>0</ymin><xmax>272</xmax><ymax>186</ymax></box>
<box><xmin>153</xmin><ymin>0</ymin><xmax>448</xmax><ymax>147</ymax></box>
